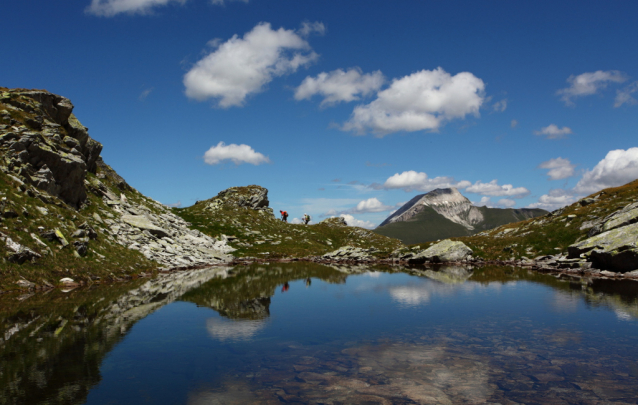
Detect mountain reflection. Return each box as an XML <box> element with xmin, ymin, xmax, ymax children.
<box><xmin>1</xmin><ymin>263</ymin><xmax>638</xmax><ymax>404</ymax></box>
<box><xmin>179</xmin><ymin>262</ymin><xmax>351</xmax><ymax>320</ymax></box>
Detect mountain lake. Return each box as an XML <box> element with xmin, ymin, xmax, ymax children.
<box><xmin>2</xmin><ymin>262</ymin><xmax>638</xmax><ymax>404</ymax></box>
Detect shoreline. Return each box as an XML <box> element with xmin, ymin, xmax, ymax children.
<box><xmin>4</xmin><ymin>255</ymin><xmax>638</xmax><ymax>295</ymax></box>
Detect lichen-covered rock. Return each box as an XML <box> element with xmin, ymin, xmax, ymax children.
<box><xmin>587</xmin><ymin>201</ymin><xmax>638</xmax><ymax>237</ymax></box>
<box><xmin>322</xmin><ymin>246</ymin><xmax>375</xmax><ymax>261</ymax></box>
<box><xmin>0</xmin><ymin>89</ymin><xmax>106</xmax><ymax>208</ymax></box>
<box><xmin>568</xmin><ymin>222</ymin><xmax>638</xmax><ymax>272</ymax></box>
<box><xmin>206</xmin><ymin>185</ymin><xmax>270</xmax><ymax>210</ymax></box>
<box><xmin>320</xmin><ymin>217</ymin><xmax>348</xmax><ymax>227</ymax></box>
<box><xmin>409</xmin><ymin>240</ymin><xmax>473</xmax><ymax>264</ymax></box>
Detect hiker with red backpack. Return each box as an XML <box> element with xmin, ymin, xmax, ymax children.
<box><xmin>280</xmin><ymin>210</ymin><xmax>289</xmax><ymax>222</ymax></box>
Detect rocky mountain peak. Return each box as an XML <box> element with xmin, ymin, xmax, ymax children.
<box><xmin>379</xmin><ymin>188</ymin><xmax>484</xmax><ymax>230</ymax></box>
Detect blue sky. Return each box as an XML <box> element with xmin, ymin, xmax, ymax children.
<box><xmin>3</xmin><ymin>0</ymin><xmax>638</xmax><ymax>227</ymax></box>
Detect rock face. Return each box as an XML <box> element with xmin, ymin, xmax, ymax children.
<box><xmin>92</xmin><ymin>166</ymin><xmax>235</xmax><ymax>268</ymax></box>
<box><xmin>408</xmin><ymin>240</ymin><xmax>473</xmax><ymax>264</ymax></box>
<box><xmin>568</xmin><ymin>202</ymin><xmax>638</xmax><ymax>273</ymax></box>
<box><xmin>0</xmin><ymin>89</ymin><xmax>103</xmax><ymax>208</ymax></box>
<box><xmin>0</xmin><ymin>88</ymin><xmax>235</xmax><ymax>272</ymax></box>
<box><xmin>203</xmin><ymin>185</ymin><xmax>272</xmax><ymax>214</ymax></box>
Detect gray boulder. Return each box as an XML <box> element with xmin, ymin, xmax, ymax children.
<box><xmin>588</xmin><ymin>202</ymin><xmax>638</xmax><ymax>237</ymax></box>
<box><xmin>409</xmin><ymin>239</ymin><xmax>473</xmax><ymax>264</ymax></box>
<box><xmin>3</xmin><ymin>234</ymin><xmax>41</xmax><ymax>264</ymax></box>
<box><xmin>568</xmin><ymin>222</ymin><xmax>638</xmax><ymax>272</ymax></box>
<box><xmin>121</xmin><ymin>215</ymin><xmax>170</xmax><ymax>238</ymax></box>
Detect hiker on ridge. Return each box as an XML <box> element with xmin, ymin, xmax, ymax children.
<box><xmin>280</xmin><ymin>210</ymin><xmax>288</xmax><ymax>222</ymax></box>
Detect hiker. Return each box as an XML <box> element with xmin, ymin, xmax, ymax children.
<box><xmin>303</xmin><ymin>213</ymin><xmax>311</xmax><ymax>225</ymax></box>
<box><xmin>280</xmin><ymin>210</ymin><xmax>288</xmax><ymax>222</ymax></box>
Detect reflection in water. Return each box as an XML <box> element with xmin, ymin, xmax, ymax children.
<box><xmin>206</xmin><ymin>317</ymin><xmax>267</xmax><ymax>342</ymax></box>
<box><xmin>2</xmin><ymin>263</ymin><xmax>638</xmax><ymax>404</ymax></box>
<box><xmin>550</xmin><ymin>291</ymin><xmax>580</xmax><ymax>313</ymax></box>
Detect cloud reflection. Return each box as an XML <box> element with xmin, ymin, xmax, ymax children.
<box><xmin>206</xmin><ymin>317</ymin><xmax>266</xmax><ymax>342</ymax></box>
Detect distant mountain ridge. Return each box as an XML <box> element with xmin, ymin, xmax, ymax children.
<box><xmin>376</xmin><ymin>188</ymin><xmax>547</xmax><ymax>244</ymax></box>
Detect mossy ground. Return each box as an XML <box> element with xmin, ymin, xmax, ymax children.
<box><xmin>408</xmin><ymin>180</ymin><xmax>638</xmax><ymax>261</ymax></box>
<box><xmin>0</xmin><ymin>169</ymin><xmax>159</xmax><ymax>291</ymax></box>
<box><xmin>173</xmin><ymin>191</ymin><xmax>404</xmax><ymax>259</ymax></box>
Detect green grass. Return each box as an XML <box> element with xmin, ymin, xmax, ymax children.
<box><xmin>173</xmin><ymin>188</ymin><xmax>404</xmax><ymax>259</ymax></box>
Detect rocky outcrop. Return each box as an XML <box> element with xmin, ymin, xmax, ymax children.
<box><xmin>0</xmin><ymin>88</ymin><xmax>236</xmax><ymax>274</ymax></box>
<box><xmin>322</xmin><ymin>246</ymin><xmax>376</xmax><ymax>262</ymax></box>
<box><xmin>0</xmin><ymin>89</ymin><xmax>103</xmax><ymax>208</ymax></box>
<box><xmin>202</xmin><ymin>185</ymin><xmax>272</xmax><ymax>215</ymax></box>
<box><xmin>408</xmin><ymin>239</ymin><xmax>473</xmax><ymax>264</ymax></box>
<box><xmin>92</xmin><ymin>178</ymin><xmax>235</xmax><ymax>269</ymax></box>
<box><xmin>568</xmin><ymin>221</ymin><xmax>638</xmax><ymax>273</ymax></box>
<box><xmin>320</xmin><ymin>217</ymin><xmax>348</xmax><ymax>227</ymax></box>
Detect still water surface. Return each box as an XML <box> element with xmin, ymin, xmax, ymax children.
<box><xmin>2</xmin><ymin>263</ymin><xmax>638</xmax><ymax>404</ymax></box>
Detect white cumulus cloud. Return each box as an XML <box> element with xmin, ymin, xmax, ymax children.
<box><xmin>342</xmin><ymin>67</ymin><xmax>485</xmax><ymax>136</ymax></box>
<box><xmin>203</xmin><ymin>142</ymin><xmax>270</xmax><ymax>165</ymax></box>
<box><xmin>325</xmin><ymin>198</ymin><xmax>394</xmax><ymax>216</ymax></box>
<box><xmin>538</xmin><ymin>157</ymin><xmax>576</xmax><ymax>180</ymax></box>
<box><xmin>527</xmin><ymin>189</ymin><xmax>579</xmax><ymax>211</ymax></box>
<box><xmin>534</xmin><ymin>124</ymin><xmax>572</xmax><ymax>139</ymax></box>
<box><xmin>614</xmin><ymin>81</ymin><xmax>638</xmax><ymax>108</ymax></box>
<box><xmin>496</xmin><ymin>198</ymin><xmax>516</xmax><ymax>208</ymax></box>
<box><xmin>557</xmin><ymin>70</ymin><xmax>627</xmax><ymax>106</ymax></box>
<box><xmin>338</xmin><ymin>214</ymin><xmax>376</xmax><ymax>229</ymax></box>
<box><xmin>86</xmin><ymin>0</ymin><xmax>186</xmax><ymax>16</ymax></box>
<box><xmin>380</xmin><ymin>170</ymin><xmax>471</xmax><ymax>193</ymax></box>
<box><xmin>352</xmin><ymin>198</ymin><xmax>393</xmax><ymax>214</ymax></box>
<box><xmin>574</xmin><ymin>147</ymin><xmax>638</xmax><ymax>194</ymax></box>
<box><xmin>465</xmin><ymin>180</ymin><xmax>529</xmax><ymax>198</ymax></box>
<box><xmin>184</xmin><ymin>22</ymin><xmax>319</xmax><ymax>107</ymax></box>
<box><xmin>473</xmin><ymin>196</ymin><xmax>492</xmax><ymax>207</ymax></box>
<box><xmin>295</xmin><ymin>68</ymin><xmax>384</xmax><ymax>107</ymax></box>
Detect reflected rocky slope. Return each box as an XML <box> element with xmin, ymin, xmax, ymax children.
<box><xmin>2</xmin><ymin>263</ymin><xmax>638</xmax><ymax>404</ymax></box>
<box><xmin>0</xmin><ymin>267</ymin><xmax>231</xmax><ymax>405</ymax></box>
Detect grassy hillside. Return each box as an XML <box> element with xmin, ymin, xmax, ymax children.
<box><xmin>409</xmin><ymin>179</ymin><xmax>638</xmax><ymax>261</ymax></box>
<box><xmin>476</xmin><ymin>207</ymin><xmax>547</xmax><ymax>231</ymax></box>
<box><xmin>374</xmin><ymin>205</ymin><xmax>472</xmax><ymax>244</ymax></box>
<box><xmin>173</xmin><ymin>186</ymin><xmax>404</xmax><ymax>259</ymax></box>
<box><xmin>375</xmin><ymin>204</ymin><xmax>546</xmax><ymax>244</ymax></box>
<box><xmin>0</xmin><ymin>164</ymin><xmax>159</xmax><ymax>290</ymax></box>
